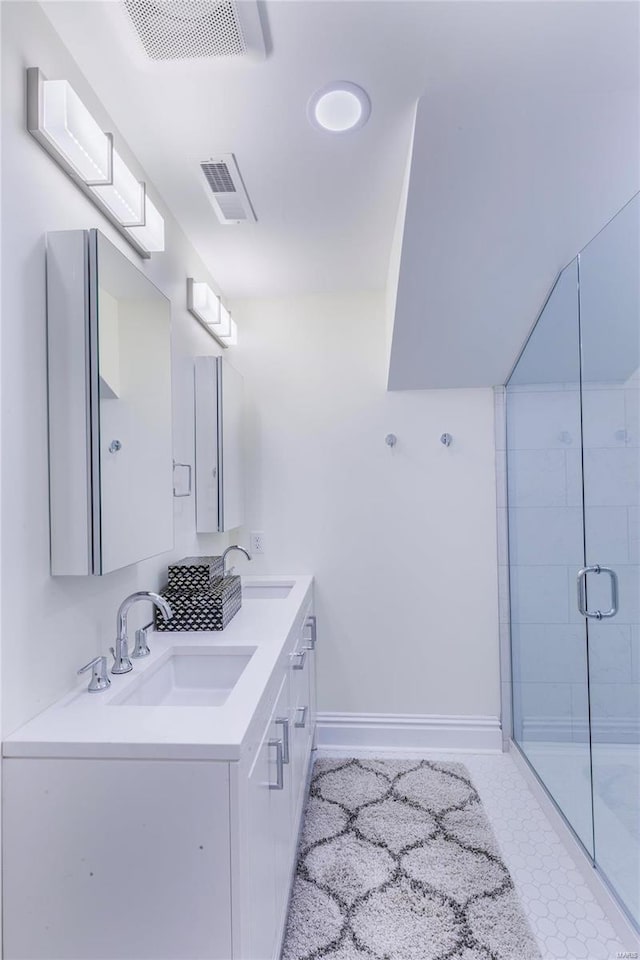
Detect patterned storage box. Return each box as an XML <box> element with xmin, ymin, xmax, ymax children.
<box><xmin>167</xmin><ymin>556</ymin><xmax>224</xmax><ymax>591</ymax></box>
<box><xmin>155</xmin><ymin>575</ymin><xmax>242</xmax><ymax>632</ymax></box>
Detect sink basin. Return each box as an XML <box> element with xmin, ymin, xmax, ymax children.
<box><xmin>112</xmin><ymin>646</ymin><xmax>256</xmax><ymax>707</ymax></box>
<box><xmin>242</xmin><ymin>580</ymin><xmax>294</xmax><ymax>600</ymax></box>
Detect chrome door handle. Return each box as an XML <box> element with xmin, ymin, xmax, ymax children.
<box><xmin>577</xmin><ymin>565</ymin><xmax>619</xmax><ymax>620</ymax></box>
<box><xmin>268</xmin><ymin>738</ymin><xmax>284</xmax><ymax>790</ymax></box>
<box><xmin>304</xmin><ymin>615</ymin><xmax>317</xmax><ymax>650</ymax></box>
<box><xmin>275</xmin><ymin>717</ymin><xmax>290</xmax><ymax>763</ymax></box>
<box><xmin>291</xmin><ymin>650</ymin><xmax>307</xmax><ymax>671</ymax></box>
<box><xmin>295</xmin><ymin>705</ymin><xmax>308</xmax><ymax>729</ymax></box>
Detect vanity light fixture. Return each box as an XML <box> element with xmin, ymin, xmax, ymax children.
<box><xmin>308</xmin><ymin>81</ymin><xmax>371</xmax><ymax>133</ymax></box>
<box><xmin>219</xmin><ymin>318</ymin><xmax>238</xmax><ymax>347</ymax></box>
<box><xmin>125</xmin><ymin>195</ymin><xmax>165</xmax><ymax>253</ymax></box>
<box><xmin>186</xmin><ymin>279</ymin><xmax>236</xmax><ymax>348</ymax></box>
<box><xmin>26</xmin><ymin>67</ymin><xmax>165</xmax><ymax>258</ymax></box>
<box><xmin>91</xmin><ymin>148</ymin><xmax>146</xmax><ymax>226</ymax></box>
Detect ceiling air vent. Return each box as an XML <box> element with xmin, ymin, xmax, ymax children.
<box><xmin>122</xmin><ymin>0</ymin><xmax>266</xmax><ymax>61</ymax></box>
<box><xmin>200</xmin><ymin>155</ymin><xmax>257</xmax><ymax>225</ymax></box>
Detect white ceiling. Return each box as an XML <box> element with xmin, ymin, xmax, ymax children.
<box><xmin>41</xmin><ymin>1</ymin><xmax>639</xmax><ymax>386</ymax></box>
<box><xmin>41</xmin><ymin>0</ymin><xmax>432</xmax><ymax>298</ymax></box>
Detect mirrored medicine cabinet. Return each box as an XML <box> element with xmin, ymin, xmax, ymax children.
<box><xmin>194</xmin><ymin>356</ymin><xmax>245</xmax><ymax>533</ymax></box>
<box><xmin>47</xmin><ymin>228</ymin><xmax>174</xmax><ymax>575</ymax></box>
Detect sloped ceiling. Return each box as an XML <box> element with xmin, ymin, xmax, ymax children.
<box><xmin>388</xmin><ymin>4</ymin><xmax>640</xmax><ymax>388</ymax></box>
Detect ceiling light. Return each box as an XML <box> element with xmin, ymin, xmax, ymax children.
<box><xmin>26</xmin><ymin>67</ymin><xmax>165</xmax><ymax>258</ymax></box>
<box><xmin>308</xmin><ymin>82</ymin><xmax>371</xmax><ymax>133</ymax></box>
<box><xmin>187</xmin><ymin>279</ymin><xmax>235</xmax><ymax>347</ymax></box>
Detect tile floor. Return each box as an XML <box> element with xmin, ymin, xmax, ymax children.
<box><xmin>315</xmin><ymin>748</ymin><xmax>637</xmax><ymax>960</ymax></box>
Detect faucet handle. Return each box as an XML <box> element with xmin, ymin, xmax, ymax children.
<box><xmin>132</xmin><ymin>621</ymin><xmax>154</xmax><ymax>659</ymax></box>
<box><xmin>78</xmin><ymin>656</ymin><xmax>111</xmax><ymax>693</ymax></box>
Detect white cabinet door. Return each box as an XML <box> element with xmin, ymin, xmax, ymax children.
<box><xmin>291</xmin><ymin>643</ymin><xmax>313</xmax><ymax>823</ymax></box>
<box><xmin>3</xmin><ymin>759</ymin><xmax>232</xmax><ymax>960</ymax></box>
<box><xmin>245</xmin><ymin>709</ymin><xmax>278</xmax><ymax>960</ymax></box>
<box><xmin>194</xmin><ymin>356</ymin><xmax>245</xmax><ymax>534</ymax></box>
<box><xmin>243</xmin><ymin>672</ymin><xmax>294</xmax><ymax>960</ymax></box>
<box><xmin>271</xmin><ymin>674</ymin><xmax>294</xmax><ymax>941</ymax></box>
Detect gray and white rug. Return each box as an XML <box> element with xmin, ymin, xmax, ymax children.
<box><xmin>282</xmin><ymin>758</ymin><xmax>541</xmax><ymax>960</ymax></box>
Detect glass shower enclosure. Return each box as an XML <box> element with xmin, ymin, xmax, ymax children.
<box><xmin>507</xmin><ymin>194</ymin><xmax>639</xmax><ymax>928</ymax></box>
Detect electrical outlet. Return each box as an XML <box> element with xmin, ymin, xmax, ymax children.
<box><xmin>250</xmin><ymin>531</ymin><xmax>265</xmax><ymax>554</ymax></box>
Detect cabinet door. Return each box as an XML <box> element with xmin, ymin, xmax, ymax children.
<box><xmin>47</xmin><ymin>229</ymin><xmax>173</xmax><ymax>575</ymax></box>
<box><xmin>291</xmin><ymin>638</ymin><xmax>314</xmax><ymax>821</ymax></box>
<box><xmin>245</xmin><ymin>710</ymin><xmax>278</xmax><ymax>960</ymax></box>
<box><xmin>3</xmin><ymin>759</ymin><xmax>231</xmax><ymax>960</ymax></box>
<box><xmin>271</xmin><ymin>674</ymin><xmax>294</xmax><ymax>940</ymax></box>
<box><xmin>194</xmin><ymin>356</ymin><xmax>245</xmax><ymax>534</ymax></box>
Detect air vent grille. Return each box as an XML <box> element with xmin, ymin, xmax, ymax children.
<box><xmin>199</xmin><ymin>154</ymin><xmax>257</xmax><ymax>225</ymax></box>
<box><xmin>123</xmin><ymin>0</ymin><xmax>247</xmax><ymax>60</ymax></box>
<box><xmin>201</xmin><ymin>162</ymin><xmax>236</xmax><ymax>194</ymax></box>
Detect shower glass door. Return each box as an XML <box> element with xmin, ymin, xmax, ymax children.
<box><xmin>508</xmin><ymin>194</ymin><xmax>640</xmax><ymax>929</ymax></box>
<box><xmin>507</xmin><ymin>258</ymin><xmax>594</xmax><ymax>855</ymax></box>
<box><xmin>578</xmin><ymin>195</ymin><xmax>640</xmax><ymax>924</ymax></box>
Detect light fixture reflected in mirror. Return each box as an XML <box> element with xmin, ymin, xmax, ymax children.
<box><xmin>26</xmin><ymin>67</ymin><xmax>164</xmax><ymax>258</ymax></box>
<box><xmin>186</xmin><ymin>279</ymin><xmax>237</xmax><ymax>348</ymax></box>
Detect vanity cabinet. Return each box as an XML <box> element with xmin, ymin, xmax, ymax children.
<box><xmin>235</xmin><ymin>605</ymin><xmax>316</xmax><ymax>960</ymax></box>
<box><xmin>2</xmin><ymin>594</ymin><xmax>317</xmax><ymax>960</ymax></box>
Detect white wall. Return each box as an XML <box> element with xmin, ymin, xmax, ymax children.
<box><xmin>231</xmin><ymin>293</ymin><xmax>501</xmax><ymax>719</ymax></box>
<box><xmin>0</xmin><ymin>2</ymin><xmax>231</xmax><ymax>736</ymax></box>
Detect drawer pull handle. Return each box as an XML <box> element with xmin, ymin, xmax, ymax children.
<box><xmin>275</xmin><ymin>717</ymin><xmax>290</xmax><ymax>763</ymax></box>
<box><xmin>291</xmin><ymin>650</ymin><xmax>307</xmax><ymax>671</ymax></box>
<box><xmin>304</xmin><ymin>615</ymin><xmax>317</xmax><ymax>650</ymax></box>
<box><xmin>295</xmin><ymin>705</ymin><xmax>308</xmax><ymax>729</ymax></box>
<box><xmin>268</xmin><ymin>738</ymin><xmax>284</xmax><ymax>790</ymax></box>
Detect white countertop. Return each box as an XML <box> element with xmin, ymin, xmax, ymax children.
<box><xmin>3</xmin><ymin>576</ymin><xmax>313</xmax><ymax>762</ymax></box>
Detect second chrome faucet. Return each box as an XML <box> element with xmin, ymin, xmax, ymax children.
<box><xmin>221</xmin><ymin>544</ymin><xmax>252</xmax><ymax>576</ymax></box>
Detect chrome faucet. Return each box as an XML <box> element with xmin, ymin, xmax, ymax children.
<box><xmin>110</xmin><ymin>591</ymin><xmax>173</xmax><ymax>675</ymax></box>
<box><xmin>222</xmin><ymin>544</ymin><xmax>252</xmax><ymax>576</ymax></box>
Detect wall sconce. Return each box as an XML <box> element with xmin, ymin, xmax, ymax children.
<box><xmin>187</xmin><ymin>279</ymin><xmax>237</xmax><ymax>348</ymax></box>
<box><xmin>26</xmin><ymin>67</ymin><xmax>164</xmax><ymax>258</ymax></box>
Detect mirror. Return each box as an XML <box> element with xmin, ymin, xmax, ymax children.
<box><xmin>47</xmin><ymin>229</ymin><xmax>173</xmax><ymax>575</ymax></box>
<box><xmin>194</xmin><ymin>356</ymin><xmax>245</xmax><ymax>533</ymax></box>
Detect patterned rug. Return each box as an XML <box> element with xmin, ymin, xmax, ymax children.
<box><xmin>282</xmin><ymin>758</ymin><xmax>541</xmax><ymax>960</ymax></box>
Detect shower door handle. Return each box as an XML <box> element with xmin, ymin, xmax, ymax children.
<box><xmin>577</xmin><ymin>565</ymin><xmax>619</xmax><ymax>620</ymax></box>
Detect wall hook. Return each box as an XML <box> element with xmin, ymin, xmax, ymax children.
<box><xmin>385</xmin><ymin>434</ymin><xmax>397</xmax><ymax>449</ymax></box>
<box><xmin>440</xmin><ymin>433</ymin><xmax>452</xmax><ymax>447</ymax></box>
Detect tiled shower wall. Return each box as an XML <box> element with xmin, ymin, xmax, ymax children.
<box><xmin>496</xmin><ymin>377</ymin><xmax>640</xmax><ymax>747</ymax></box>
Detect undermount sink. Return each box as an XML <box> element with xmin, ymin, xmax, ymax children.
<box><xmin>112</xmin><ymin>646</ymin><xmax>256</xmax><ymax>707</ymax></box>
<box><xmin>242</xmin><ymin>580</ymin><xmax>294</xmax><ymax>600</ymax></box>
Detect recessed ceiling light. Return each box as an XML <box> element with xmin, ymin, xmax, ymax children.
<box><xmin>308</xmin><ymin>82</ymin><xmax>371</xmax><ymax>134</ymax></box>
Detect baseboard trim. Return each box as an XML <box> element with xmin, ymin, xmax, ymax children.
<box><xmin>316</xmin><ymin>712</ymin><xmax>502</xmax><ymax>755</ymax></box>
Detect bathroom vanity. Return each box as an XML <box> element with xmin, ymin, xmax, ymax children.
<box><xmin>2</xmin><ymin>576</ymin><xmax>316</xmax><ymax>960</ymax></box>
